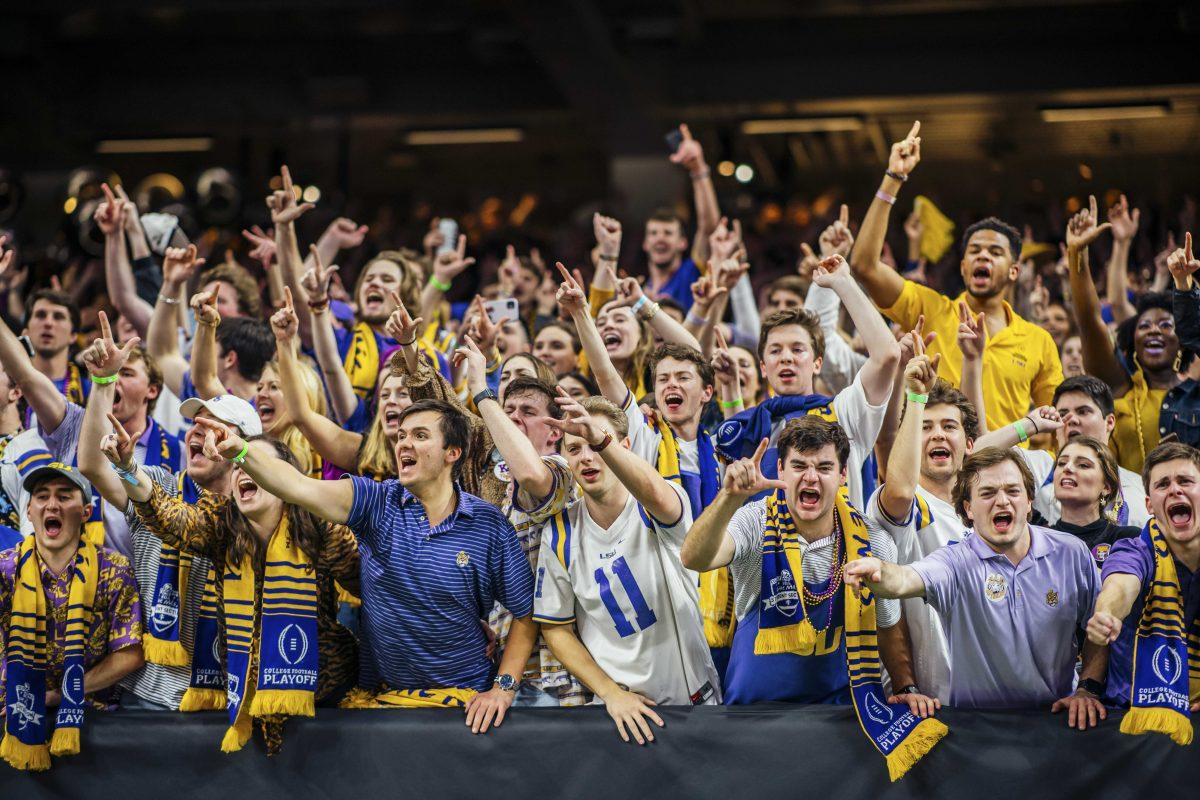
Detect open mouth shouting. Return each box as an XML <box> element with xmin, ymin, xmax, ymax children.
<box><xmin>969</xmin><ymin>262</ymin><xmax>992</xmax><ymax>288</ymax></box>
<box><xmin>1167</xmin><ymin>501</ymin><xmax>1194</xmax><ymax>529</ymax></box>
<box><xmin>236</xmin><ymin>476</ymin><xmax>259</xmax><ymax>503</ymax></box>
<box><xmin>362</xmin><ymin>289</ymin><xmax>386</xmax><ymax>309</ymax></box>
<box><xmin>776</xmin><ymin>368</ymin><xmax>798</xmax><ymax>385</ymax></box>
<box><xmin>927</xmin><ymin>446</ymin><xmax>952</xmax><ymax>466</ymax></box>
<box><xmin>601</xmin><ymin>330</ymin><xmax>623</xmax><ymax>352</ymax></box>
<box><xmin>580</xmin><ymin>465</ymin><xmax>602</xmax><ymax>483</ymax></box>
<box><xmin>187</xmin><ymin>440</ymin><xmax>207</xmax><ymax>466</ymax></box>
<box><xmin>257</xmin><ymin>399</ymin><xmax>276</xmax><ymax>426</ymax></box>
<box><xmin>1142</xmin><ymin>336</ymin><xmax>1166</xmax><ymax>360</ymax></box>
<box><xmin>797</xmin><ymin>487</ymin><xmax>821</xmax><ymax>511</ymax></box>
<box><xmin>383</xmin><ymin>407</ymin><xmax>402</xmax><ymax>430</ymax></box>
<box><xmin>43</xmin><ymin>513</ymin><xmax>64</xmax><ymax>539</ymax></box>
<box><xmin>662</xmin><ymin>390</ymin><xmax>685</xmax><ymax>414</ymax></box>
<box><xmin>991</xmin><ymin>510</ymin><xmax>1015</xmax><ymax>533</ymax></box>
<box><xmin>1058</xmin><ymin>474</ymin><xmax>1078</xmax><ymax>490</ymax></box>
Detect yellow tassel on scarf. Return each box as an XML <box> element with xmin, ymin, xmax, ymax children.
<box><xmin>0</xmin><ymin>736</ymin><xmax>51</xmax><ymax>772</ymax></box>
<box><xmin>48</xmin><ymin>727</ymin><xmax>79</xmax><ymax>757</ymax></box>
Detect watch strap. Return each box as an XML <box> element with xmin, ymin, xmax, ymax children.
<box><xmin>473</xmin><ymin>388</ymin><xmax>499</xmax><ymax>407</ymax></box>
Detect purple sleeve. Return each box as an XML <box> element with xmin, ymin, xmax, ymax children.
<box><xmin>1101</xmin><ymin>536</ymin><xmax>1154</xmax><ymax>592</ymax></box>
<box><xmin>908</xmin><ymin>543</ymin><xmax>961</xmax><ymax>614</ymax></box>
<box><xmin>39</xmin><ymin>401</ymin><xmax>84</xmax><ymax>462</ymax></box>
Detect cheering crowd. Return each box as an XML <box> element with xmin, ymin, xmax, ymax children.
<box><xmin>1</xmin><ymin>120</ymin><xmax>1199</xmax><ymax>781</ymax></box>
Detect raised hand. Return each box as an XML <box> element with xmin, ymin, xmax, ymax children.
<box><xmin>383</xmin><ymin>290</ymin><xmax>424</xmax><ymax>346</ymax></box>
<box><xmin>190</xmin><ymin>288</ymin><xmax>221</xmax><ymax>328</ymax></box>
<box><xmin>611</xmin><ymin>267</ymin><xmax>646</xmax><ymax>310</ymax></box>
<box><xmin>887</xmin><ymin>121</ymin><xmax>921</xmax><ymax>178</ymax></box>
<box><xmin>451</xmin><ymin>335</ymin><xmax>488</xmax><ymax>392</ymax></box>
<box><xmin>1024</xmin><ymin>405</ymin><xmax>1064</xmax><ymax>437</ymax></box>
<box><xmin>1065</xmin><ymin>194</ymin><xmax>1112</xmax><ymax>255</ymax></box>
<box><xmin>1107</xmin><ymin>194</ymin><xmax>1140</xmax><ymax>243</ymax></box>
<box><xmin>324</xmin><ymin>217</ymin><xmax>368</xmax><ymax>250</ymax></box>
<box><xmin>543</xmin><ymin>386</ymin><xmax>610</xmax><ymax>445</ymax></box>
<box><xmin>711</xmin><ymin>328</ymin><xmax>739</xmax><ymax>389</ymax></box>
<box><xmin>193</xmin><ymin>417</ymin><xmax>246</xmax><ymax>462</ymax></box>
<box><xmin>818</xmin><ymin>204</ymin><xmax>854</xmax><ymax>259</ymax></box>
<box><xmin>593</xmin><ymin>213</ymin><xmax>623</xmax><ymax>258</ymax></box>
<box><xmin>267</xmin><ymin>165</ymin><xmax>315</xmax><ymax>225</ymax></box>
<box><xmin>465</xmin><ymin>295</ymin><xmax>497</xmax><ymax>353</ymax></box>
<box><xmin>554</xmin><ymin>261</ymin><xmax>588</xmax><ymax>318</ymax></box>
<box><xmin>1166</xmin><ymin>232</ymin><xmax>1199</xmax><ymax>291</ymax></box>
<box><xmin>432</xmin><ymin>234</ymin><xmax>475</xmax><ymax>287</ymax></box>
<box><xmin>80</xmin><ymin>311</ymin><xmax>140</xmax><ymax>378</ymax></box>
<box><xmin>242</xmin><ymin>225</ymin><xmax>277</xmax><ymax>268</ymax></box>
<box><xmin>690</xmin><ymin>270</ymin><xmax>726</xmax><ymax>316</ymax></box>
<box><xmin>0</xmin><ymin>235</ymin><xmax>14</xmax><ymax>281</ymax></box>
<box><xmin>708</xmin><ymin>216</ymin><xmax>738</xmax><ymax>264</ymax></box>
<box><xmin>94</xmin><ymin>184</ymin><xmax>125</xmax><ymax>236</ymax></box>
<box><xmin>898</xmin><ymin>315</ymin><xmax>936</xmax><ymax>367</ymax></box>
<box><xmin>713</xmin><ymin>257</ymin><xmax>750</xmax><ymax>292</ymax></box>
<box><xmin>956</xmin><ymin>301</ymin><xmax>986</xmax><ymax>362</ymax></box>
<box><xmin>723</xmin><ymin>438</ymin><xmax>787</xmax><ymax>497</ymax></box>
<box><xmin>270</xmin><ymin>287</ymin><xmax>299</xmax><ymax>342</ymax></box>
<box><xmin>163</xmin><ymin>244</ymin><xmax>205</xmax><ymax>288</ymax></box>
<box><xmin>301</xmin><ymin>244</ymin><xmax>340</xmax><ymax>303</ymax></box>
<box><xmin>843</xmin><ymin>556</ymin><xmax>883</xmax><ymax>590</ymax></box>
<box><xmin>100</xmin><ymin>412</ymin><xmax>136</xmax><ymax>472</ymax></box>
<box><xmin>903</xmin><ymin>351</ymin><xmax>941</xmax><ymax>396</ymax></box>
<box><xmin>423</xmin><ymin>217</ymin><xmax>446</xmax><ymax>257</ymax></box>
<box><xmin>797</xmin><ymin>242</ymin><xmax>820</xmax><ymax>280</ymax></box>
<box><xmin>811</xmin><ymin>254</ymin><xmax>851</xmax><ymax>289</ymax></box>
<box><xmin>668</xmin><ymin>123</ymin><xmax>706</xmax><ymax>174</ymax></box>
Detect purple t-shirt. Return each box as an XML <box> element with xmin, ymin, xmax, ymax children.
<box><xmin>909</xmin><ymin>526</ymin><xmax>1100</xmax><ymax>709</ymax></box>
<box><xmin>1100</xmin><ymin>535</ymin><xmax>1200</xmax><ymax>706</ymax></box>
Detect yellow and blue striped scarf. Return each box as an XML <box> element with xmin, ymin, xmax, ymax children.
<box><xmin>1121</xmin><ymin>519</ymin><xmax>1200</xmax><ymax>744</ymax></box>
<box><xmin>755</xmin><ymin>490</ymin><xmax>947</xmax><ymax>780</ymax></box>
<box><xmin>219</xmin><ymin>515</ymin><xmax>319</xmax><ymax>753</ymax></box>
<box><xmin>1</xmin><ymin>538</ymin><xmax>100</xmax><ymax>771</ymax></box>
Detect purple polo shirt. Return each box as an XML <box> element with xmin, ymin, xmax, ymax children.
<box><xmin>1100</xmin><ymin>536</ymin><xmax>1200</xmax><ymax>707</ymax></box>
<box><xmin>909</xmin><ymin>525</ymin><xmax>1099</xmax><ymax>709</ymax></box>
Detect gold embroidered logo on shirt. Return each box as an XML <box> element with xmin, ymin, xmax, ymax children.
<box><xmin>984</xmin><ymin>573</ymin><xmax>1007</xmax><ymax>601</ymax></box>
<box><xmin>1045</xmin><ymin>589</ymin><xmax>1059</xmax><ymax>607</ymax></box>
<box><xmin>456</xmin><ymin>550</ymin><xmax>470</xmax><ymax>568</ymax></box>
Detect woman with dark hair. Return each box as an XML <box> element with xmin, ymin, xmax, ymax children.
<box><xmin>107</xmin><ymin>431</ymin><xmax>359</xmax><ymax>755</ymax></box>
<box><xmin>1066</xmin><ymin>198</ymin><xmax>1196</xmax><ymax>472</ymax></box>
<box><xmin>558</xmin><ymin>370</ymin><xmax>599</xmax><ymax>403</ymax></box>
<box><xmin>1048</xmin><ymin>436</ymin><xmax>1139</xmax><ymax>567</ymax></box>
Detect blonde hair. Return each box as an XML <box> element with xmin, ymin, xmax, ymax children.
<box><xmin>357</xmin><ymin>251</ymin><xmax>423</xmax><ymax>314</ymax></box>
<box><xmin>598</xmin><ymin>301</ymin><xmax>653</xmax><ymax>396</ymax></box>
<box><xmin>356</xmin><ymin>370</ymin><xmax>404</xmax><ymax>480</ymax></box>
<box><xmin>265</xmin><ymin>358</ymin><xmax>326</xmax><ymax>476</ymax></box>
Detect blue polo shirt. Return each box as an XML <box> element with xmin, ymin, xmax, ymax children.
<box><xmin>346</xmin><ymin>477</ymin><xmax>535</xmax><ymax>691</ymax></box>
<box><xmin>651</xmin><ymin>257</ymin><xmax>701</xmax><ymax>313</ymax></box>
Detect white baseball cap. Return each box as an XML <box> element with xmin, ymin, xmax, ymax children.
<box><xmin>139</xmin><ymin>212</ymin><xmax>181</xmax><ymax>256</ymax></box>
<box><xmin>180</xmin><ymin>395</ymin><xmax>262</xmax><ymax>437</ymax></box>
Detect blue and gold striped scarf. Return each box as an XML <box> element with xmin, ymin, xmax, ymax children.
<box><xmin>755</xmin><ymin>490</ymin><xmax>947</xmax><ymax>780</ymax></box>
<box><xmin>1</xmin><ymin>538</ymin><xmax>100</xmax><ymax>771</ymax></box>
<box><xmin>220</xmin><ymin>515</ymin><xmax>319</xmax><ymax>753</ymax></box>
<box><xmin>1121</xmin><ymin>519</ymin><xmax>1200</xmax><ymax>744</ymax></box>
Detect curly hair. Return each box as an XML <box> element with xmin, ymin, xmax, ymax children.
<box><xmin>198</xmin><ymin>262</ymin><xmax>263</xmax><ymax>318</ymax></box>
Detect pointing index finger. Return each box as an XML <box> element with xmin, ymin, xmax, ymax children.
<box><xmin>906</xmin><ymin>121</ymin><xmax>921</xmax><ymax>141</ymax></box>
<box><xmin>838</xmin><ymin>204</ymin><xmax>849</xmax><ymax>227</ymax></box>
<box><xmin>751</xmin><ymin>437</ymin><xmax>771</xmax><ymax>466</ymax></box>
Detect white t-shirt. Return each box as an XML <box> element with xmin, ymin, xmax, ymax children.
<box><xmin>533</xmin><ymin>482</ymin><xmax>720</xmax><ymax>705</ymax></box>
<box><xmin>1020</xmin><ymin>448</ymin><xmax>1149</xmax><ymax>529</ymax></box>
<box><xmin>865</xmin><ymin>483</ymin><xmax>967</xmax><ymax>702</ymax></box>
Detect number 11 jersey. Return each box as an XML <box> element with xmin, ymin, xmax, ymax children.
<box><xmin>532</xmin><ymin>482</ymin><xmax>720</xmax><ymax>705</ymax></box>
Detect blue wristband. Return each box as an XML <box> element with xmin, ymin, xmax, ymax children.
<box><xmin>630</xmin><ymin>295</ymin><xmax>650</xmax><ymax>315</ymax></box>
<box><xmin>110</xmin><ymin>463</ymin><xmax>139</xmax><ymax>485</ymax></box>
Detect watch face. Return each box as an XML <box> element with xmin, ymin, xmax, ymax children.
<box><xmin>497</xmin><ymin>674</ymin><xmax>517</xmax><ymax>691</ymax></box>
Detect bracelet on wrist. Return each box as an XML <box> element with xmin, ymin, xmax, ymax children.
<box><xmin>1015</xmin><ymin>419</ymin><xmax>1030</xmax><ymax>443</ymax></box>
<box><xmin>109</xmin><ymin>462</ymin><xmax>139</xmax><ymax>486</ymax></box>
<box><xmin>157</xmin><ymin>294</ymin><xmax>180</xmax><ymax>306</ymax></box>
<box><xmin>307</xmin><ymin>300</ymin><xmax>330</xmax><ymax>313</ymax></box>
<box><xmin>875</xmin><ymin>189</ymin><xmax>897</xmax><ymax>206</ymax></box>
<box><xmin>906</xmin><ymin>391</ymin><xmax>928</xmax><ymax>405</ymax></box>
<box><xmin>591</xmin><ymin>430</ymin><xmax>614</xmax><ymax>453</ymax></box>
<box><xmin>684</xmin><ymin>310</ymin><xmax>707</xmax><ymax>327</ymax></box>
<box><xmin>91</xmin><ymin>374</ymin><xmax>119</xmax><ymax>386</ymax></box>
<box><xmin>884</xmin><ymin>169</ymin><xmax>909</xmax><ymax>183</ymax></box>
<box><xmin>427</xmin><ymin>275</ymin><xmax>452</xmax><ymax>292</ymax></box>
<box><xmin>598</xmin><ymin>253</ymin><xmax>618</xmax><ymax>263</ymax></box>
<box><xmin>228</xmin><ymin>443</ymin><xmax>249</xmax><ymax>465</ymax></box>
<box><xmin>719</xmin><ymin>397</ymin><xmax>744</xmax><ymax>409</ymax></box>
<box><xmin>398</xmin><ymin>336</ymin><xmax>417</xmax><ymax>347</ymax></box>
<box><xmin>640</xmin><ymin>302</ymin><xmax>660</xmax><ymax>321</ymax></box>
<box><xmin>630</xmin><ymin>295</ymin><xmax>650</xmax><ymax>315</ymax></box>
<box><xmin>690</xmin><ymin>167</ymin><xmax>711</xmax><ymax>181</ymax></box>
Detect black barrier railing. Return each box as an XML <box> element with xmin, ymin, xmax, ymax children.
<box><xmin>3</xmin><ymin>704</ymin><xmax>1198</xmax><ymax>798</ymax></box>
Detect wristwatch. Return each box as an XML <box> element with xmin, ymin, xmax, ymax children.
<box><xmin>894</xmin><ymin>684</ymin><xmax>921</xmax><ymax>696</ymax></box>
<box><xmin>495</xmin><ymin>673</ymin><xmax>518</xmax><ymax>693</ymax></box>
<box><xmin>1076</xmin><ymin>678</ymin><xmax>1105</xmax><ymax>697</ymax></box>
<box><xmin>473</xmin><ymin>388</ymin><xmax>499</xmax><ymax>407</ymax></box>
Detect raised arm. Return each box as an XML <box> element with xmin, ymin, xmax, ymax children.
<box><xmin>669</xmin><ymin>124</ymin><xmax>720</xmax><ymax>266</ymax></box>
<box><xmin>557</xmin><ymin>262</ymin><xmax>626</xmax><ymax>404</ymax></box>
<box><xmin>0</xmin><ymin>239</ymin><xmax>67</xmax><ymax>430</ymax></box>
<box><xmin>419</xmin><ymin>233</ymin><xmax>475</xmax><ymax>328</ymax></box>
<box><xmin>271</xmin><ymin>288</ymin><xmax>362</xmax><ymax>472</ymax></box>
<box><xmin>458</xmin><ymin>336</ymin><xmax>556</xmax><ymax>500</ymax></box>
<box><xmin>1066</xmin><ymin>195</ymin><xmax>1127</xmax><ymax>393</ymax></box>
<box><xmin>878</xmin><ymin>351</ymin><xmax>939</xmax><ymax>523</ymax></box>
<box><xmin>814</xmin><ymin>254</ymin><xmax>901</xmax><ymax>405</ymax></box>
<box><xmin>956</xmin><ymin>303</ymin><xmax>989</xmax><ymax>435</ymax></box>
<box><xmin>1086</xmin><ymin>572</ymin><xmax>1143</xmax><ymax>646</ymax></box>
<box><xmin>301</xmin><ymin>246</ymin><xmax>358</xmax><ymax>423</ymax></box>
<box><xmin>146</xmin><ymin>244</ymin><xmax>204</xmax><ymax>397</ymax></box>
<box><xmin>682</xmin><ymin>438</ymin><xmax>785</xmax><ymax>571</ymax></box>
<box><xmin>187</xmin><ymin>286</ymin><xmax>225</xmax><ymax>400</ymax></box>
<box><xmin>1169</xmin><ymin>234</ymin><xmax>1200</xmax><ymax>352</ymax></box>
<box><xmin>269</xmin><ymin>165</ymin><xmax>317</xmax><ymax>347</ymax></box>
<box><xmin>547</xmin><ymin>388</ymin><xmax>684</xmax><ymax>525</ymax></box>
<box><xmin>842</xmin><ymin>556</ymin><xmax>927</xmax><ymax>599</ymax></box>
<box><xmin>589</xmin><ymin>214</ymin><xmax>621</xmax><ymax>315</ymax></box>
<box><xmin>194</xmin><ymin>417</ymin><xmax>354</xmax><ymax>523</ymax></box>
<box><xmin>77</xmin><ymin>312</ymin><xmax>141</xmax><ymax>509</ymax></box>
<box><xmin>609</xmin><ymin>267</ymin><xmax>702</xmax><ymax>351</ymax></box>
<box><xmin>848</xmin><ymin>122</ymin><xmax>921</xmax><ymax>309</ymax></box>
<box><xmin>97</xmin><ymin>185</ymin><xmax>153</xmax><ymax>338</ymax></box>
<box><xmin>709</xmin><ymin>328</ymin><xmax>745</xmax><ymax>418</ymax></box>
<box><xmin>1105</xmin><ymin>194</ymin><xmax>1140</xmax><ymax>325</ymax></box>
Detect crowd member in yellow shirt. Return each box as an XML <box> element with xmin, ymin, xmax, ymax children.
<box><xmin>848</xmin><ymin>122</ymin><xmax>1063</xmax><ymax>434</ymax></box>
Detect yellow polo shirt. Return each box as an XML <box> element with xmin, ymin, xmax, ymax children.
<box><xmin>882</xmin><ymin>281</ymin><xmax>1064</xmax><ymax>433</ymax></box>
<box><xmin>1111</xmin><ymin>370</ymin><xmax>1165</xmax><ymax>475</ymax></box>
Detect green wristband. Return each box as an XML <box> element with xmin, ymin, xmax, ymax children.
<box><xmin>1015</xmin><ymin>419</ymin><xmax>1029</xmax><ymax>443</ymax></box>
<box><xmin>719</xmin><ymin>397</ymin><xmax>744</xmax><ymax>409</ymax></box>
<box><xmin>906</xmin><ymin>391</ymin><xmax>928</xmax><ymax>404</ymax></box>
<box><xmin>91</xmin><ymin>374</ymin><xmax>119</xmax><ymax>385</ymax></box>
<box><xmin>427</xmin><ymin>275</ymin><xmax>452</xmax><ymax>292</ymax></box>
<box><xmin>229</xmin><ymin>443</ymin><xmax>249</xmax><ymax>465</ymax></box>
